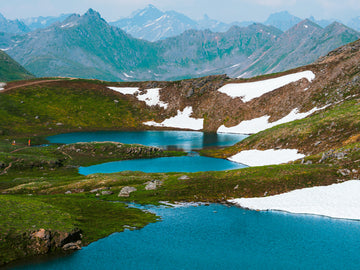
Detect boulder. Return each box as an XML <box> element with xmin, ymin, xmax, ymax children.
<box><xmin>145</xmin><ymin>180</ymin><xmax>163</xmax><ymax>190</ymax></box>
<box><xmin>118</xmin><ymin>186</ymin><xmax>137</xmax><ymax>197</ymax></box>
<box><xmin>63</xmin><ymin>240</ymin><xmax>82</xmax><ymax>251</ymax></box>
<box><xmin>178</xmin><ymin>175</ymin><xmax>190</xmax><ymax>180</ymax></box>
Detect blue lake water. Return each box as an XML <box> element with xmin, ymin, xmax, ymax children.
<box><xmin>36</xmin><ymin>130</ymin><xmax>360</xmax><ymax>269</ymax></box>
<box><xmin>15</xmin><ymin>204</ymin><xmax>360</xmax><ymax>270</ymax></box>
<box><xmin>47</xmin><ymin>130</ymin><xmax>247</xmax><ymax>151</ymax></box>
<box><xmin>79</xmin><ymin>155</ymin><xmax>246</xmax><ymax>175</ymax></box>
<box><xmin>48</xmin><ymin>130</ymin><xmax>248</xmax><ymax>174</ymax></box>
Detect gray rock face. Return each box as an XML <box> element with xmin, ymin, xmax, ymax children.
<box><xmin>118</xmin><ymin>186</ymin><xmax>137</xmax><ymax>197</ymax></box>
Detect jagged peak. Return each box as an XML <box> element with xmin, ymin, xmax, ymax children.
<box><xmin>84</xmin><ymin>8</ymin><xmax>102</xmax><ymax>18</ymax></box>
<box><xmin>0</xmin><ymin>12</ymin><xmax>6</xmax><ymax>22</ymax></box>
<box><xmin>286</xmin><ymin>19</ymin><xmax>323</xmax><ymax>32</ymax></box>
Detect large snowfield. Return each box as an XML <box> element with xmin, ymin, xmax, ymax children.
<box><xmin>217</xmin><ymin>70</ymin><xmax>315</xmax><ymax>102</ymax></box>
<box><xmin>229</xmin><ymin>180</ymin><xmax>360</xmax><ymax>220</ymax></box>
<box><xmin>217</xmin><ymin>106</ymin><xmax>328</xmax><ymax>134</ymax></box>
<box><xmin>228</xmin><ymin>149</ymin><xmax>305</xmax><ymax>166</ymax></box>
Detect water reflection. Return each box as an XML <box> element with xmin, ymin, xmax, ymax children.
<box><xmin>47</xmin><ymin>131</ymin><xmax>247</xmax><ymax>151</ymax></box>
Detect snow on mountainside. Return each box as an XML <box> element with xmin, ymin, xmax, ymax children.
<box><xmin>111</xmin><ymin>5</ymin><xmax>234</xmax><ymax>41</ymax></box>
<box><xmin>21</xmin><ymin>14</ymin><xmax>72</xmax><ymax>30</ymax></box>
<box><xmin>111</xmin><ymin>5</ymin><xmax>199</xmax><ymax>42</ymax></box>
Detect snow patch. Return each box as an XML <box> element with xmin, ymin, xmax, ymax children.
<box><xmin>137</xmin><ymin>88</ymin><xmax>168</xmax><ymax>109</ymax></box>
<box><xmin>218</xmin><ymin>70</ymin><xmax>315</xmax><ymax>102</ymax></box>
<box><xmin>228</xmin><ymin>149</ymin><xmax>305</xmax><ymax>166</ymax></box>
<box><xmin>0</xmin><ymin>82</ymin><xmax>6</xmax><ymax>91</ymax></box>
<box><xmin>108</xmin><ymin>87</ymin><xmax>139</xmax><ymax>95</ymax></box>
<box><xmin>108</xmin><ymin>86</ymin><xmax>168</xmax><ymax>109</ymax></box>
<box><xmin>123</xmin><ymin>73</ymin><xmax>133</xmax><ymax>78</ymax></box>
<box><xmin>60</xmin><ymin>22</ymin><xmax>78</xmax><ymax>28</ymax></box>
<box><xmin>229</xmin><ymin>180</ymin><xmax>360</xmax><ymax>221</ymax></box>
<box><xmin>217</xmin><ymin>106</ymin><xmax>328</xmax><ymax>134</ymax></box>
<box><xmin>143</xmin><ymin>106</ymin><xmax>204</xmax><ymax>130</ymax></box>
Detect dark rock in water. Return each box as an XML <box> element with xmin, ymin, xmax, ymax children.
<box><xmin>62</xmin><ymin>240</ymin><xmax>82</xmax><ymax>251</ymax></box>
<box><xmin>118</xmin><ymin>186</ymin><xmax>137</xmax><ymax>197</ymax></box>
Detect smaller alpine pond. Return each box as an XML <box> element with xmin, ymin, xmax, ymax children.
<box><xmin>79</xmin><ymin>155</ymin><xmax>246</xmax><ymax>175</ymax></box>
<box><xmin>48</xmin><ymin>130</ymin><xmax>248</xmax><ymax>174</ymax></box>
<box><xmin>14</xmin><ymin>204</ymin><xmax>360</xmax><ymax>270</ymax></box>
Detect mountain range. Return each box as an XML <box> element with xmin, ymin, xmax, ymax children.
<box><xmin>3</xmin><ymin>8</ymin><xmax>359</xmax><ymax>82</ymax></box>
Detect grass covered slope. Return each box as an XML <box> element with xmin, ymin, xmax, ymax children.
<box><xmin>0</xmin><ymin>79</ymin><xmax>159</xmax><ymax>136</ymax></box>
<box><xmin>0</xmin><ymin>50</ymin><xmax>34</xmax><ymax>82</ymax></box>
<box><xmin>0</xmin><ymin>194</ymin><xmax>157</xmax><ymax>266</ymax></box>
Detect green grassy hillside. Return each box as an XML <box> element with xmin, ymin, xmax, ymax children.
<box><xmin>0</xmin><ymin>50</ymin><xmax>34</xmax><ymax>82</ymax></box>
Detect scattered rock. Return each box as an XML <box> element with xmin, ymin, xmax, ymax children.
<box><xmin>118</xmin><ymin>186</ymin><xmax>137</xmax><ymax>197</ymax></box>
<box><xmin>144</xmin><ymin>180</ymin><xmax>163</xmax><ymax>191</ymax></box>
<box><xmin>178</xmin><ymin>175</ymin><xmax>190</xmax><ymax>180</ymax></box>
<box><xmin>306</xmin><ymin>160</ymin><xmax>313</xmax><ymax>165</ymax></box>
<box><xmin>234</xmin><ymin>184</ymin><xmax>239</xmax><ymax>190</ymax></box>
<box><xmin>90</xmin><ymin>188</ymin><xmax>100</xmax><ymax>193</ymax></box>
<box><xmin>338</xmin><ymin>169</ymin><xmax>351</xmax><ymax>176</ymax></box>
<box><xmin>314</xmin><ymin>141</ymin><xmax>322</xmax><ymax>146</ymax></box>
<box><xmin>101</xmin><ymin>190</ymin><xmax>114</xmax><ymax>195</ymax></box>
<box><xmin>65</xmin><ymin>190</ymin><xmax>72</xmax><ymax>195</ymax></box>
<box><xmin>63</xmin><ymin>240</ymin><xmax>82</xmax><ymax>251</ymax></box>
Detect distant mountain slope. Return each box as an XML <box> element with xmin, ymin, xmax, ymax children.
<box><xmin>21</xmin><ymin>14</ymin><xmax>71</xmax><ymax>30</ymax></box>
<box><xmin>348</xmin><ymin>16</ymin><xmax>360</xmax><ymax>31</ymax></box>
<box><xmin>0</xmin><ymin>13</ymin><xmax>30</xmax><ymax>34</ymax></box>
<box><xmin>111</xmin><ymin>5</ymin><xmax>198</xmax><ymax>41</ymax></box>
<box><xmin>0</xmin><ymin>50</ymin><xmax>34</xmax><ymax>81</ymax></box>
<box><xmin>7</xmin><ymin>9</ymin><xmax>160</xmax><ymax>81</ymax></box>
<box><xmin>264</xmin><ymin>11</ymin><xmax>302</xmax><ymax>31</ymax></box>
<box><xmin>230</xmin><ymin>20</ymin><xmax>360</xmax><ymax>78</ymax></box>
<box><xmin>111</xmin><ymin>4</ymin><xmax>233</xmax><ymax>41</ymax></box>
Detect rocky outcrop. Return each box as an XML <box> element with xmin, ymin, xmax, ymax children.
<box><xmin>118</xmin><ymin>186</ymin><xmax>137</xmax><ymax>197</ymax></box>
<box><xmin>0</xmin><ymin>228</ymin><xmax>82</xmax><ymax>266</ymax></box>
<box><xmin>144</xmin><ymin>180</ymin><xmax>163</xmax><ymax>190</ymax></box>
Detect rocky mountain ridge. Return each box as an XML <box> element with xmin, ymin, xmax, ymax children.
<box><xmin>4</xmin><ymin>9</ymin><xmax>360</xmax><ymax>82</ymax></box>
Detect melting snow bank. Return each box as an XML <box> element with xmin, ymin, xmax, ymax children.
<box><xmin>218</xmin><ymin>106</ymin><xmax>328</xmax><ymax>134</ymax></box>
<box><xmin>218</xmin><ymin>70</ymin><xmax>315</xmax><ymax>102</ymax></box>
<box><xmin>107</xmin><ymin>87</ymin><xmax>168</xmax><ymax>109</ymax></box>
<box><xmin>229</xmin><ymin>180</ymin><xmax>360</xmax><ymax>221</ymax></box>
<box><xmin>143</xmin><ymin>106</ymin><xmax>204</xmax><ymax>131</ymax></box>
<box><xmin>229</xmin><ymin>149</ymin><xmax>305</xmax><ymax>166</ymax></box>
<box><xmin>0</xmin><ymin>82</ymin><xmax>6</xmax><ymax>91</ymax></box>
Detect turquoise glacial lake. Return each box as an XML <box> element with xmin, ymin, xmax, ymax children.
<box><xmin>48</xmin><ymin>130</ymin><xmax>248</xmax><ymax>174</ymax></box>
<box><xmin>47</xmin><ymin>130</ymin><xmax>247</xmax><ymax>151</ymax></box>
<box><xmin>34</xmin><ymin>130</ymin><xmax>360</xmax><ymax>269</ymax></box>
<box><xmin>15</xmin><ymin>204</ymin><xmax>360</xmax><ymax>270</ymax></box>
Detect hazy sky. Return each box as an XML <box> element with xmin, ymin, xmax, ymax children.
<box><xmin>1</xmin><ymin>0</ymin><xmax>359</xmax><ymax>23</ymax></box>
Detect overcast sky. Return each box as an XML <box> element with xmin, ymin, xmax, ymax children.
<box><xmin>1</xmin><ymin>0</ymin><xmax>359</xmax><ymax>23</ymax></box>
